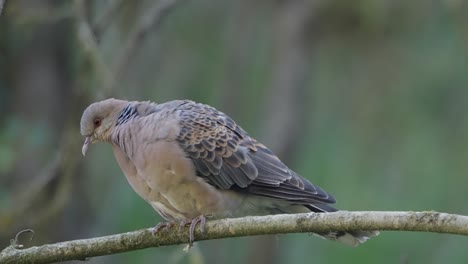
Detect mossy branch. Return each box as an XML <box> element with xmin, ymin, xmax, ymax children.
<box><xmin>1</xmin><ymin>211</ymin><xmax>468</xmax><ymax>264</ymax></box>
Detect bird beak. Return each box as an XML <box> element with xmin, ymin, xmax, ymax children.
<box><xmin>82</xmin><ymin>136</ymin><xmax>93</xmax><ymax>156</ymax></box>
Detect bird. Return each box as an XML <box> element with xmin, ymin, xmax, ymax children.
<box><xmin>80</xmin><ymin>98</ymin><xmax>378</xmax><ymax>247</ymax></box>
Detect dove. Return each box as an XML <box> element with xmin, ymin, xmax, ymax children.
<box><xmin>80</xmin><ymin>98</ymin><xmax>378</xmax><ymax>246</ymax></box>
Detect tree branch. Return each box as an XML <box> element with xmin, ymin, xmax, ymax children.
<box><xmin>1</xmin><ymin>211</ymin><xmax>468</xmax><ymax>264</ymax></box>
<box><xmin>110</xmin><ymin>0</ymin><xmax>184</xmax><ymax>92</ymax></box>
<box><xmin>92</xmin><ymin>0</ymin><xmax>124</xmax><ymax>39</ymax></box>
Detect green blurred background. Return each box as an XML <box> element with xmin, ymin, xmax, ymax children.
<box><xmin>1</xmin><ymin>0</ymin><xmax>468</xmax><ymax>263</ymax></box>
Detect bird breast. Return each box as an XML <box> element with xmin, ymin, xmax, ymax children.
<box><xmin>112</xmin><ymin>135</ymin><xmax>241</xmax><ymax>221</ymax></box>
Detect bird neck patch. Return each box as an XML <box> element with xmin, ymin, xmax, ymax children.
<box><xmin>116</xmin><ymin>104</ymin><xmax>139</xmax><ymax>126</ymax></box>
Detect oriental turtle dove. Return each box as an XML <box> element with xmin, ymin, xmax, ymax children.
<box><xmin>80</xmin><ymin>98</ymin><xmax>378</xmax><ymax>246</ymax></box>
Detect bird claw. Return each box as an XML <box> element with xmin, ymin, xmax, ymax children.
<box><xmin>151</xmin><ymin>221</ymin><xmax>175</xmax><ymax>235</ymax></box>
<box><xmin>151</xmin><ymin>216</ymin><xmax>206</xmax><ymax>249</ymax></box>
<box><xmin>180</xmin><ymin>215</ymin><xmax>206</xmax><ymax>248</ymax></box>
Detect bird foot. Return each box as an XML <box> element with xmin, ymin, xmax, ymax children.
<box><xmin>179</xmin><ymin>215</ymin><xmax>206</xmax><ymax>247</ymax></box>
<box><xmin>151</xmin><ymin>221</ymin><xmax>175</xmax><ymax>235</ymax></box>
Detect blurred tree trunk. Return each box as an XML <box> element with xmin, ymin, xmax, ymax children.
<box><xmin>247</xmin><ymin>1</ymin><xmax>320</xmax><ymax>263</ymax></box>
<box><xmin>0</xmin><ymin>0</ymin><xmax>93</xmax><ymax>248</ymax></box>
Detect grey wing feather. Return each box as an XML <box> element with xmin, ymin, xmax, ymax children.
<box><xmin>175</xmin><ymin>101</ymin><xmax>336</xmax><ymax>209</ymax></box>
<box><xmin>246</xmin><ymin>145</ymin><xmax>335</xmax><ymax>205</ymax></box>
<box><xmin>176</xmin><ymin>101</ymin><xmax>257</xmax><ymax>188</ymax></box>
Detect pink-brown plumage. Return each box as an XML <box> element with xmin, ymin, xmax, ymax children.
<box><xmin>80</xmin><ymin>98</ymin><xmax>378</xmax><ymax>246</ymax></box>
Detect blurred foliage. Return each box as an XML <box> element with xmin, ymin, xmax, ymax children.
<box><xmin>1</xmin><ymin>0</ymin><xmax>468</xmax><ymax>263</ymax></box>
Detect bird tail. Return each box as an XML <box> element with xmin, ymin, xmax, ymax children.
<box><xmin>305</xmin><ymin>204</ymin><xmax>379</xmax><ymax>247</ymax></box>
<box><xmin>315</xmin><ymin>230</ymin><xmax>380</xmax><ymax>247</ymax></box>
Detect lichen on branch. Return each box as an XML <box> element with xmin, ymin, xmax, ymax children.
<box><xmin>1</xmin><ymin>211</ymin><xmax>468</xmax><ymax>264</ymax></box>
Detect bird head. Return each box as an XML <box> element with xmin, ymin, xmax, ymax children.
<box><xmin>80</xmin><ymin>98</ymin><xmax>128</xmax><ymax>156</ymax></box>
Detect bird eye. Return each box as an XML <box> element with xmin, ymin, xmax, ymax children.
<box><xmin>93</xmin><ymin>118</ymin><xmax>102</xmax><ymax>127</ymax></box>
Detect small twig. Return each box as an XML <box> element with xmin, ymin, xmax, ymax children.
<box><xmin>1</xmin><ymin>211</ymin><xmax>468</xmax><ymax>264</ymax></box>
<box><xmin>0</xmin><ymin>152</ymin><xmax>62</xmax><ymax>225</ymax></box>
<box><xmin>111</xmin><ymin>0</ymin><xmax>184</xmax><ymax>89</ymax></box>
<box><xmin>72</xmin><ymin>0</ymin><xmax>184</xmax><ymax>96</ymax></box>
<box><xmin>73</xmin><ymin>0</ymin><xmax>114</xmax><ymax>92</ymax></box>
<box><xmin>92</xmin><ymin>0</ymin><xmax>124</xmax><ymax>39</ymax></box>
<box><xmin>10</xmin><ymin>229</ymin><xmax>35</xmax><ymax>249</ymax></box>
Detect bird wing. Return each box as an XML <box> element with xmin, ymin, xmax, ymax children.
<box><xmin>175</xmin><ymin>101</ymin><xmax>336</xmax><ymax>207</ymax></box>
